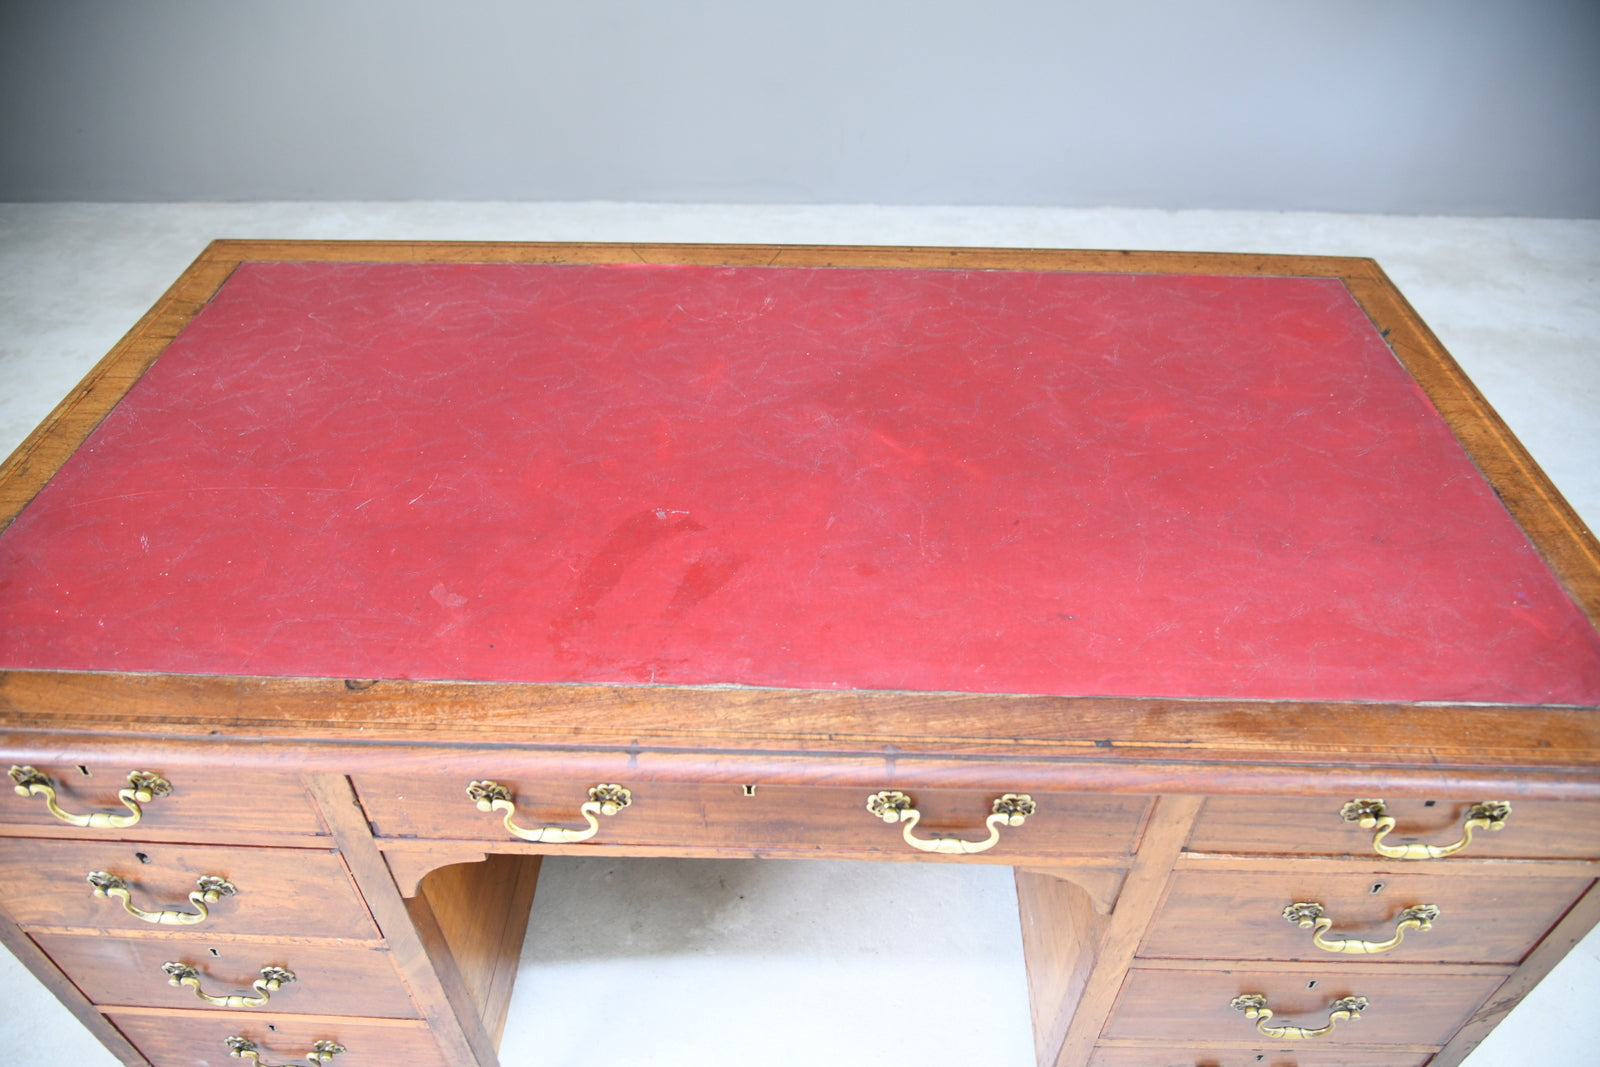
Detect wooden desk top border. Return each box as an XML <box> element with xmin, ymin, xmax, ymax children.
<box><xmin>3</xmin><ymin>670</ymin><xmax>1600</xmax><ymax>792</ymax></box>
<box><xmin>2</xmin><ymin>241</ymin><xmax>1596</xmax><ymax>792</ymax></box>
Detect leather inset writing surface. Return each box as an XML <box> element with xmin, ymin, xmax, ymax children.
<box><xmin>1</xmin><ymin>260</ymin><xmax>1597</xmax><ymax>703</ymax></box>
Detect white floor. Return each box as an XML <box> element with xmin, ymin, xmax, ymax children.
<box><xmin>0</xmin><ymin>203</ymin><xmax>1596</xmax><ymax>1067</ymax></box>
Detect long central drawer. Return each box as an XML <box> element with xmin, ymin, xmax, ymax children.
<box><xmin>354</xmin><ymin>775</ymin><xmax>1152</xmax><ymax>860</ymax></box>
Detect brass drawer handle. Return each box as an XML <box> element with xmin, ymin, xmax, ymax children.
<box><xmin>226</xmin><ymin>1036</ymin><xmax>345</xmax><ymax>1065</ymax></box>
<box><xmin>9</xmin><ymin>765</ymin><xmax>171</xmax><ymax>829</ymax></box>
<box><xmin>88</xmin><ymin>871</ymin><xmax>237</xmax><ymax>926</ymax></box>
<box><xmin>163</xmin><ymin>962</ymin><xmax>295</xmax><ymax>1007</ymax></box>
<box><xmin>467</xmin><ymin>781</ymin><xmax>632</xmax><ymax>843</ymax></box>
<box><xmin>865</xmin><ymin>791</ymin><xmax>1036</xmax><ymax>854</ymax></box>
<box><xmin>1230</xmin><ymin>993</ymin><xmax>1367</xmax><ymax>1039</ymax></box>
<box><xmin>1341</xmin><ymin>799</ymin><xmax>1510</xmax><ymax>859</ymax></box>
<box><xmin>1283</xmin><ymin>901</ymin><xmax>1440</xmax><ymax>954</ymax></box>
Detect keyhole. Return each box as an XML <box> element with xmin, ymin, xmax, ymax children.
<box><xmin>134</xmin><ymin>852</ymin><xmax>151</xmax><ymax>865</ymax></box>
<box><xmin>741</xmin><ymin>784</ymin><xmax>757</xmax><ymax>797</ymax></box>
<box><xmin>1424</xmin><ymin>799</ymin><xmax>1437</xmax><ymax>807</ymax></box>
<box><xmin>76</xmin><ymin>765</ymin><xmax>91</xmax><ymax>776</ymax></box>
<box><xmin>1370</xmin><ymin>881</ymin><xmax>1386</xmax><ymax>894</ymax></box>
<box><xmin>1307</xmin><ymin>979</ymin><xmax>1319</xmax><ymax>989</ymax></box>
<box><xmin>208</xmin><ymin>948</ymin><xmax>220</xmax><ymax>957</ymax></box>
<box><xmin>267</xmin><ymin>1024</ymin><xmax>278</xmax><ymax>1032</ymax></box>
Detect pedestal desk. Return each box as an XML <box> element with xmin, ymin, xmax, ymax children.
<box><xmin>2</xmin><ymin>242</ymin><xmax>1598</xmax><ymax>1067</ymax></box>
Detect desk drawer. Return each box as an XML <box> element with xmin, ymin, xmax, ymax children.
<box><xmin>33</xmin><ymin>933</ymin><xmax>418</xmax><ymax>1019</ymax></box>
<box><xmin>1140</xmin><ymin>866</ymin><xmax>1592</xmax><ymax>964</ymax></box>
<box><xmin>1188</xmin><ymin>796</ymin><xmax>1600</xmax><ymax>860</ymax></box>
<box><xmin>3</xmin><ymin>760</ymin><xmax>326</xmax><ymax>839</ymax></box>
<box><xmin>1101</xmin><ymin>966</ymin><xmax>1503</xmax><ymax>1047</ymax></box>
<box><xmin>354</xmin><ymin>776</ymin><xmax>1150</xmax><ymax>860</ymax></box>
<box><xmin>109</xmin><ymin>1009</ymin><xmax>448</xmax><ymax>1067</ymax></box>
<box><xmin>1088</xmin><ymin>1049</ymin><xmax>1430</xmax><ymax>1067</ymax></box>
<box><xmin>0</xmin><ymin>838</ymin><xmax>378</xmax><ymax>939</ymax></box>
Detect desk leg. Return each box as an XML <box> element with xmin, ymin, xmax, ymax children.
<box><xmin>410</xmin><ymin>854</ymin><xmax>543</xmax><ymax>1048</ymax></box>
<box><xmin>306</xmin><ymin>773</ymin><xmax>503</xmax><ymax>1067</ymax></box>
<box><xmin>1016</xmin><ymin>869</ymin><xmax>1110</xmax><ymax>1067</ymax></box>
<box><xmin>1015</xmin><ymin>794</ymin><xmax>1204</xmax><ymax>1067</ymax></box>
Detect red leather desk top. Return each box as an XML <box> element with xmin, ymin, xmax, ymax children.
<box><xmin>2</xmin><ymin>261</ymin><xmax>1597</xmax><ymax>704</ymax></box>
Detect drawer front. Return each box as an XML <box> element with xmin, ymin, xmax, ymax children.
<box><xmin>109</xmin><ymin>1009</ymin><xmax>448</xmax><ymax>1067</ymax></box>
<box><xmin>1188</xmin><ymin>796</ymin><xmax>1600</xmax><ymax>860</ymax></box>
<box><xmin>1088</xmin><ymin>1049</ymin><xmax>1431</xmax><ymax>1067</ymax></box>
<box><xmin>0</xmin><ymin>838</ymin><xmax>378</xmax><ymax>938</ymax></box>
<box><xmin>1141</xmin><ymin>867</ymin><xmax>1593</xmax><ymax>964</ymax></box>
<box><xmin>33</xmin><ymin>933</ymin><xmax>418</xmax><ymax>1019</ymax></box>
<box><xmin>3</xmin><ymin>760</ymin><xmax>326</xmax><ymax>839</ymax></box>
<box><xmin>354</xmin><ymin>775</ymin><xmax>1150</xmax><ymax>860</ymax></box>
<box><xmin>1102</xmin><ymin>966</ymin><xmax>1504</xmax><ymax>1047</ymax></box>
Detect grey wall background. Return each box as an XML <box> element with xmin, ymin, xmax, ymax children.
<box><xmin>3</xmin><ymin>0</ymin><xmax>1598</xmax><ymax>216</ymax></box>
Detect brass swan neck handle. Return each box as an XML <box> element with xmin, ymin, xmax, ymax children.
<box><xmin>226</xmin><ymin>1036</ymin><xmax>345</xmax><ymax>1065</ymax></box>
<box><xmin>866</xmin><ymin>791</ymin><xmax>1036</xmax><ymax>854</ymax></box>
<box><xmin>1283</xmin><ymin>901</ymin><xmax>1439</xmax><ymax>954</ymax></box>
<box><xmin>88</xmin><ymin>871</ymin><xmax>237</xmax><ymax>926</ymax></box>
<box><xmin>1340</xmin><ymin>799</ymin><xmax>1510</xmax><ymax>860</ymax></box>
<box><xmin>1231</xmin><ymin>993</ymin><xmax>1368</xmax><ymax>1039</ymax></box>
<box><xmin>163</xmin><ymin>962</ymin><xmax>295</xmax><ymax>1008</ymax></box>
<box><xmin>467</xmin><ymin>781</ymin><xmax>632</xmax><ymax>843</ymax></box>
<box><xmin>9</xmin><ymin>765</ymin><xmax>171</xmax><ymax>829</ymax></box>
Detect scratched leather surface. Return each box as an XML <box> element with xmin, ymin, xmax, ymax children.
<box><xmin>2</xmin><ymin>261</ymin><xmax>1597</xmax><ymax>704</ymax></box>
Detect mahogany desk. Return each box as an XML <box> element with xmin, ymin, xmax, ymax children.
<box><xmin>2</xmin><ymin>242</ymin><xmax>1598</xmax><ymax>1067</ymax></box>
